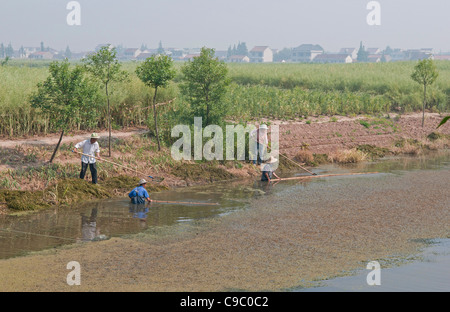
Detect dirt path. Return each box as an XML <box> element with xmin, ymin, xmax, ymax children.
<box><xmin>0</xmin><ymin>128</ymin><xmax>148</xmax><ymax>149</ymax></box>
<box><xmin>0</xmin><ymin>114</ymin><xmax>448</xmax><ymax>156</ymax></box>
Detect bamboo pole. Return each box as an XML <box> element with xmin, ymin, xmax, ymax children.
<box><xmin>73</xmin><ymin>150</ymin><xmax>160</xmax><ymax>180</ymax></box>
<box><xmin>278</xmin><ymin>172</ymin><xmax>379</xmax><ymax>181</ymax></box>
<box><xmin>151</xmin><ymin>200</ymin><xmax>219</xmax><ymax>206</ymax></box>
<box><xmin>279</xmin><ymin>153</ymin><xmax>317</xmax><ymax>175</ymax></box>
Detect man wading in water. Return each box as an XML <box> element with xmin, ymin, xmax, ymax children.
<box><xmin>129</xmin><ymin>179</ymin><xmax>153</xmax><ymax>204</ymax></box>
<box><xmin>73</xmin><ymin>133</ymin><xmax>101</xmax><ymax>184</ymax></box>
<box><xmin>261</xmin><ymin>156</ymin><xmax>281</xmax><ymax>182</ymax></box>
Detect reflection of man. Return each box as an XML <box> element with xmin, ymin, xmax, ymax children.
<box><xmin>129</xmin><ymin>205</ymin><xmax>149</xmax><ymax>220</ymax></box>
<box><xmin>73</xmin><ymin>133</ymin><xmax>101</xmax><ymax>184</ymax></box>
<box><xmin>81</xmin><ymin>208</ymin><xmax>99</xmax><ymax>242</ymax></box>
<box><xmin>250</xmin><ymin>125</ymin><xmax>268</xmax><ymax>165</ymax></box>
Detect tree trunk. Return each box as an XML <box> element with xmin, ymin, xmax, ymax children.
<box><xmin>106</xmin><ymin>82</ymin><xmax>111</xmax><ymax>157</ymax></box>
<box><xmin>153</xmin><ymin>87</ymin><xmax>161</xmax><ymax>151</ymax></box>
<box><xmin>49</xmin><ymin>129</ymin><xmax>64</xmax><ymax>163</ymax></box>
<box><xmin>422</xmin><ymin>84</ymin><xmax>426</xmax><ymax>128</ymax></box>
<box><xmin>205</xmin><ymin>89</ymin><xmax>209</xmax><ymax>126</ymax></box>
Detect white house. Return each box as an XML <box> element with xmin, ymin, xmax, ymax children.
<box><xmin>124</xmin><ymin>48</ymin><xmax>142</xmax><ymax>59</ymax></box>
<box><xmin>249</xmin><ymin>46</ymin><xmax>273</xmax><ymax>63</ymax></box>
<box><xmin>339</xmin><ymin>48</ymin><xmax>358</xmax><ymax>60</ymax></box>
<box><xmin>292</xmin><ymin>44</ymin><xmax>324</xmax><ymax>62</ymax></box>
<box><xmin>228</xmin><ymin>55</ymin><xmax>250</xmax><ymax>63</ymax></box>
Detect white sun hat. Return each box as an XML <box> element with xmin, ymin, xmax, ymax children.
<box><xmin>266</xmin><ymin>156</ymin><xmax>278</xmax><ymax>164</ymax></box>
<box><xmin>259</xmin><ymin>124</ymin><xmax>268</xmax><ymax>130</ymax></box>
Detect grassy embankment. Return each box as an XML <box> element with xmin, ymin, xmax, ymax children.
<box><xmin>1</xmin><ymin>61</ymin><xmax>449</xmax><ymax>213</ymax></box>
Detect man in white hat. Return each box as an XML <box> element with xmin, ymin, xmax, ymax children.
<box><xmin>73</xmin><ymin>133</ymin><xmax>101</xmax><ymax>184</ymax></box>
<box><xmin>250</xmin><ymin>124</ymin><xmax>269</xmax><ymax>165</ymax></box>
<box><xmin>261</xmin><ymin>156</ymin><xmax>281</xmax><ymax>182</ymax></box>
<box><xmin>128</xmin><ymin>179</ymin><xmax>152</xmax><ymax>204</ymax></box>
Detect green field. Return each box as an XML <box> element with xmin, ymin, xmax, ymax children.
<box><xmin>1</xmin><ymin>60</ymin><xmax>449</xmax><ymax>137</ymax></box>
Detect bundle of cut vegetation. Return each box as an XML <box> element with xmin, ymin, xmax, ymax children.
<box><xmin>328</xmin><ymin>149</ymin><xmax>368</xmax><ymax>164</ymax></box>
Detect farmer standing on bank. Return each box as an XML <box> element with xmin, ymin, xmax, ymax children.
<box><xmin>250</xmin><ymin>124</ymin><xmax>269</xmax><ymax>165</ymax></box>
<box><xmin>73</xmin><ymin>133</ymin><xmax>101</xmax><ymax>184</ymax></box>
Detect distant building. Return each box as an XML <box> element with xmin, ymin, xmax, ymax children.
<box><xmin>23</xmin><ymin>47</ymin><xmax>40</xmax><ymax>58</ymax></box>
<box><xmin>214</xmin><ymin>50</ymin><xmax>228</xmax><ymax>61</ymax></box>
<box><xmin>389</xmin><ymin>49</ymin><xmax>407</xmax><ymax>62</ymax></box>
<box><xmin>292</xmin><ymin>44</ymin><xmax>324</xmax><ymax>62</ymax></box>
<box><xmin>249</xmin><ymin>46</ymin><xmax>273</xmax><ymax>63</ymax></box>
<box><xmin>124</xmin><ymin>48</ymin><xmax>141</xmax><ymax>59</ymax></box>
<box><xmin>71</xmin><ymin>52</ymin><xmax>89</xmax><ymax>60</ymax></box>
<box><xmin>434</xmin><ymin>55</ymin><xmax>450</xmax><ymax>61</ymax></box>
<box><xmin>313</xmin><ymin>54</ymin><xmax>353</xmax><ymax>64</ymax></box>
<box><xmin>169</xmin><ymin>49</ymin><xmax>186</xmax><ymax>61</ymax></box>
<box><xmin>228</xmin><ymin>55</ymin><xmax>250</xmax><ymax>63</ymax></box>
<box><xmin>339</xmin><ymin>48</ymin><xmax>358</xmax><ymax>60</ymax></box>
<box><xmin>367</xmin><ymin>48</ymin><xmax>382</xmax><ymax>55</ymax></box>
<box><xmin>367</xmin><ymin>55</ymin><xmax>382</xmax><ymax>63</ymax></box>
<box><xmin>183</xmin><ymin>53</ymin><xmax>201</xmax><ymax>61</ymax></box>
<box><xmin>28</xmin><ymin>51</ymin><xmax>54</xmax><ymax>60</ymax></box>
<box><xmin>136</xmin><ymin>52</ymin><xmax>154</xmax><ymax>61</ymax></box>
<box><xmin>405</xmin><ymin>49</ymin><xmax>433</xmax><ymax>61</ymax></box>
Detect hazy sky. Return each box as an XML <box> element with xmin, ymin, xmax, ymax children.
<box><xmin>1</xmin><ymin>0</ymin><xmax>450</xmax><ymax>52</ymax></box>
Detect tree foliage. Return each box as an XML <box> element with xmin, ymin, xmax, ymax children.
<box><xmin>30</xmin><ymin>60</ymin><xmax>100</xmax><ymax>162</ymax></box>
<box><xmin>437</xmin><ymin>116</ymin><xmax>449</xmax><ymax>129</ymax></box>
<box><xmin>357</xmin><ymin>41</ymin><xmax>369</xmax><ymax>62</ymax></box>
<box><xmin>83</xmin><ymin>45</ymin><xmax>128</xmax><ymax>156</ymax></box>
<box><xmin>411</xmin><ymin>59</ymin><xmax>439</xmax><ymax>127</ymax></box>
<box><xmin>136</xmin><ymin>54</ymin><xmax>176</xmax><ymax>150</ymax></box>
<box><xmin>30</xmin><ymin>60</ymin><xmax>100</xmax><ymax>129</ymax></box>
<box><xmin>180</xmin><ymin>47</ymin><xmax>229</xmax><ymax>126</ymax></box>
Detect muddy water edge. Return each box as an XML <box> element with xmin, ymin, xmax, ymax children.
<box><xmin>0</xmin><ymin>151</ymin><xmax>448</xmax><ymax>291</ymax></box>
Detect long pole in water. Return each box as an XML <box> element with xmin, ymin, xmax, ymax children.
<box><xmin>278</xmin><ymin>172</ymin><xmax>379</xmax><ymax>181</ymax></box>
<box><xmin>151</xmin><ymin>200</ymin><xmax>219</xmax><ymax>206</ymax></box>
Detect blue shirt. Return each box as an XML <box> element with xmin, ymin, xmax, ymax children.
<box><xmin>128</xmin><ymin>186</ymin><xmax>150</xmax><ymax>204</ymax></box>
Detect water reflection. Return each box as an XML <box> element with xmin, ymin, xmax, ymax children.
<box><xmin>0</xmin><ymin>151</ymin><xmax>448</xmax><ymax>260</ymax></box>
<box><xmin>80</xmin><ymin>208</ymin><xmax>99</xmax><ymax>242</ymax></box>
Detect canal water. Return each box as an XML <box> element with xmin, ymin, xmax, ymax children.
<box><xmin>0</xmin><ymin>151</ymin><xmax>449</xmax><ymax>291</ymax></box>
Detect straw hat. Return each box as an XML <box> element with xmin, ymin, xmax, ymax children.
<box><xmin>139</xmin><ymin>179</ymin><xmax>148</xmax><ymax>185</ymax></box>
<box><xmin>266</xmin><ymin>156</ymin><xmax>278</xmax><ymax>164</ymax></box>
<box><xmin>91</xmin><ymin>133</ymin><xmax>100</xmax><ymax>139</ymax></box>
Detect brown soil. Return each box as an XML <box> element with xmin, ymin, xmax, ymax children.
<box><xmin>272</xmin><ymin>113</ymin><xmax>449</xmax><ymax>157</ymax></box>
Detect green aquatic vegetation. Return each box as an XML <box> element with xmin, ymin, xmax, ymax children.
<box><xmin>171</xmin><ymin>163</ymin><xmax>235</xmax><ymax>182</ymax></box>
<box><xmin>427</xmin><ymin>132</ymin><xmax>450</xmax><ymax>141</ymax></box>
<box><xmin>357</xmin><ymin>145</ymin><xmax>391</xmax><ymax>159</ymax></box>
<box><xmin>0</xmin><ymin>175</ymin><xmax>167</xmax><ymax>212</ymax></box>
